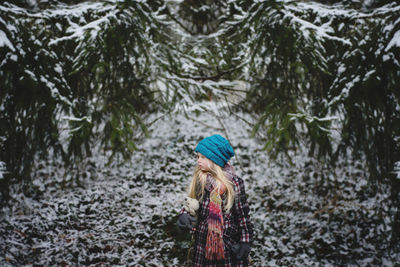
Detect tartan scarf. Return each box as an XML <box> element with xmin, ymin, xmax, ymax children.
<box><xmin>204</xmin><ymin>164</ymin><xmax>236</xmax><ymax>260</ymax></box>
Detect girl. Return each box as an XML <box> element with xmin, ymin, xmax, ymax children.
<box><xmin>177</xmin><ymin>134</ymin><xmax>254</xmax><ymax>267</ymax></box>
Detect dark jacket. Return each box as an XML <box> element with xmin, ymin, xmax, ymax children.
<box><xmin>180</xmin><ymin>174</ymin><xmax>254</xmax><ymax>267</ymax></box>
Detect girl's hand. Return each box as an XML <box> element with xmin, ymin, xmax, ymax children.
<box><xmin>177</xmin><ymin>213</ymin><xmax>197</xmax><ymax>232</ymax></box>
<box><xmin>232</xmin><ymin>242</ymin><xmax>251</xmax><ymax>260</ymax></box>
<box><xmin>237</xmin><ymin>243</ymin><xmax>251</xmax><ymax>260</ymax></box>
<box><xmin>218</xmin><ymin>182</ymin><xmax>226</xmax><ymax>195</ymax></box>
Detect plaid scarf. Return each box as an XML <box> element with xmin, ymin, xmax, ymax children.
<box><xmin>204</xmin><ymin>164</ymin><xmax>236</xmax><ymax>260</ymax></box>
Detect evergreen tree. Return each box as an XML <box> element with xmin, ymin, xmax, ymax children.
<box><xmin>224</xmin><ymin>0</ymin><xmax>400</xmax><ymax>182</ymax></box>
<box><xmin>0</xmin><ymin>0</ymin><xmax>168</xmax><ymax>198</ymax></box>
<box><xmin>222</xmin><ymin>0</ymin><xmax>400</xmax><ymax>246</ymax></box>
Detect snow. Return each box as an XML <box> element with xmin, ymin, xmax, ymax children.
<box><xmin>42</xmin><ymin>1</ymin><xmax>105</xmax><ymax>18</ymax></box>
<box><xmin>0</xmin><ymin>101</ymin><xmax>397</xmax><ymax>266</ymax></box>
<box><xmin>61</xmin><ymin>116</ymin><xmax>92</xmax><ymax>123</ymax></box>
<box><xmin>288</xmin><ymin>113</ymin><xmax>338</xmax><ymax>123</ymax></box>
<box><xmin>284</xmin><ymin>9</ymin><xmax>351</xmax><ymax>46</ymax></box>
<box><xmin>49</xmin><ymin>12</ymin><xmax>117</xmax><ymax>46</ymax></box>
<box><xmin>0</xmin><ymin>161</ymin><xmax>6</xmax><ymax>179</ymax></box>
<box><xmin>9</xmin><ymin>54</ymin><xmax>17</xmax><ymax>61</ymax></box>
<box><xmin>0</xmin><ymin>30</ymin><xmax>15</xmax><ymax>51</ymax></box>
<box><xmin>394</xmin><ymin>161</ymin><xmax>400</xmax><ymax>179</ymax></box>
<box><xmin>386</xmin><ymin>30</ymin><xmax>400</xmax><ymax>51</ymax></box>
<box><xmin>39</xmin><ymin>75</ymin><xmax>72</xmax><ymax>106</ymax></box>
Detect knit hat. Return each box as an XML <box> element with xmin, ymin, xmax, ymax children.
<box><xmin>195</xmin><ymin>134</ymin><xmax>234</xmax><ymax>167</ymax></box>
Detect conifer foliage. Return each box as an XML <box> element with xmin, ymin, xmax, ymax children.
<box><xmin>1</xmin><ymin>0</ymin><xmax>399</xmax><ymax>199</ymax></box>
<box><xmin>0</xmin><ymin>0</ymin><xmax>166</xmax><ymax>197</ymax></box>
<box><xmin>228</xmin><ymin>0</ymin><xmax>400</xmax><ymax>182</ymax></box>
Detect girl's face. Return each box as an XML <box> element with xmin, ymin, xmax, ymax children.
<box><xmin>197</xmin><ymin>152</ymin><xmax>211</xmax><ymax>172</ymax></box>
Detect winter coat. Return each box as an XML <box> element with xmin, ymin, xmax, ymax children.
<box><xmin>180</xmin><ymin>164</ymin><xmax>254</xmax><ymax>267</ymax></box>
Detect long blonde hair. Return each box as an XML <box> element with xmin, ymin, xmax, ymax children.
<box><xmin>187</xmin><ymin>158</ymin><xmax>235</xmax><ymax>212</ymax></box>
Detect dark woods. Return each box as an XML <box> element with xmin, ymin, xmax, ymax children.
<box><xmin>0</xmin><ymin>0</ymin><xmax>399</xmax><ymax>264</ymax></box>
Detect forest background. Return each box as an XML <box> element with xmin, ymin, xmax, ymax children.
<box><xmin>0</xmin><ymin>0</ymin><xmax>399</xmax><ymax>265</ymax></box>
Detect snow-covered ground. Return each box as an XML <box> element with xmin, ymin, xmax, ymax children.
<box><xmin>0</xmin><ymin>101</ymin><xmax>398</xmax><ymax>266</ymax></box>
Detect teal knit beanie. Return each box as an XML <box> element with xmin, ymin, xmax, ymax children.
<box><xmin>195</xmin><ymin>134</ymin><xmax>234</xmax><ymax>167</ymax></box>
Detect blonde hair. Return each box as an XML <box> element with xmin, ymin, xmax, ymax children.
<box><xmin>187</xmin><ymin>157</ymin><xmax>235</xmax><ymax>212</ymax></box>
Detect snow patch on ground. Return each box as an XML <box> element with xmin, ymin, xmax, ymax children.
<box><xmin>0</xmin><ymin>101</ymin><xmax>397</xmax><ymax>266</ymax></box>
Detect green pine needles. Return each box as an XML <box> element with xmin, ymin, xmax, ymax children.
<box><xmin>0</xmin><ymin>0</ymin><xmax>399</xmax><ymax>203</ymax></box>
